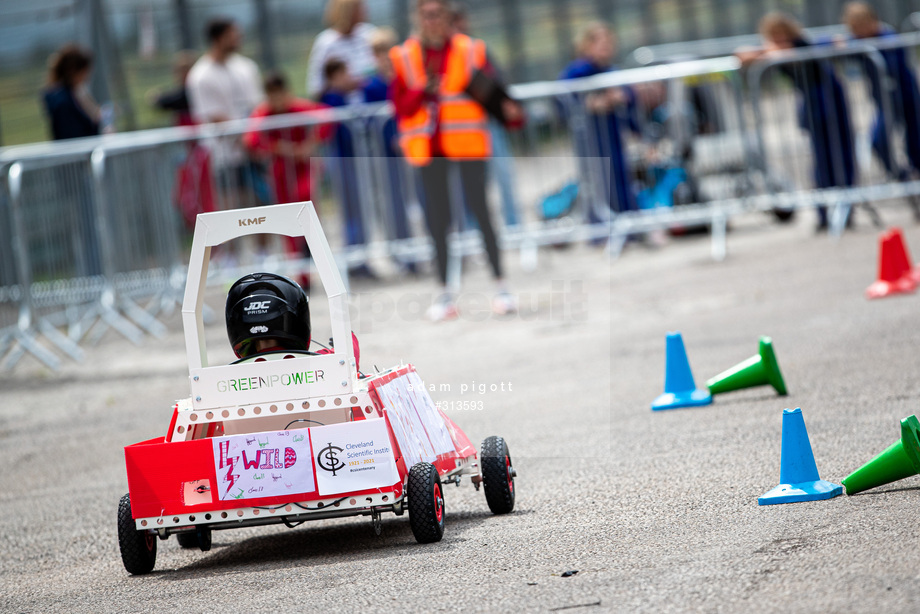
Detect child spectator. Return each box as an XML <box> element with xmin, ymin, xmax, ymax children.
<box><xmin>559</xmin><ymin>22</ymin><xmax>640</xmax><ymax>219</ymax></box>
<box><xmin>738</xmin><ymin>13</ymin><xmax>856</xmax><ymax>231</ymax></box>
<box><xmin>843</xmin><ymin>2</ymin><xmax>920</xmax><ymax>203</ymax></box>
<box><xmin>320</xmin><ymin>58</ymin><xmax>378</xmax><ymax>279</ymax></box>
<box><xmin>244</xmin><ymin>72</ymin><xmax>332</xmax><ymax>287</ymax></box>
<box><xmin>151</xmin><ymin>51</ymin><xmax>196</xmax><ymax>128</ymax></box>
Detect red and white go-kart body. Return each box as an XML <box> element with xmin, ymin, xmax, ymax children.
<box><xmin>117</xmin><ymin>202</ymin><xmax>515</xmax><ymax>575</ymax></box>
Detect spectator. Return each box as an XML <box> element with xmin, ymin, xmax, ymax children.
<box><xmin>320</xmin><ymin>58</ymin><xmax>378</xmax><ymax>279</ymax></box>
<box><xmin>150</xmin><ymin>51</ymin><xmax>196</xmax><ymax>127</ymax></box>
<box><xmin>42</xmin><ymin>44</ymin><xmax>103</xmax><ymax>276</ymax></box>
<box><xmin>389</xmin><ymin>0</ymin><xmax>523</xmax><ymax>320</ymax></box>
<box><xmin>559</xmin><ymin>22</ymin><xmax>640</xmax><ymax>219</ymax></box>
<box><xmin>245</xmin><ymin>72</ymin><xmax>331</xmax><ymax>206</ymax></box>
<box><xmin>306</xmin><ymin>0</ymin><xmax>376</xmax><ymax>101</ymax></box>
<box><xmin>362</xmin><ymin>27</ymin><xmax>417</xmax><ymax>273</ymax></box>
<box><xmin>843</xmin><ymin>2</ymin><xmax>920</xmax><ymax>197</ymax></box>
<box><xmin>151</xmin><ymin>50</ymin><xmax>216</xmax><ymax>230</ymax></box>
<box><xmin>738</xmin><ymin>13</ymin><xmax>856</xmax><ymax>231</ymax></box>
<box><xmin>42</xmin><ymin>44</ymin><xmax>100</xmax><ymax>140</ymax></box>
<box><xmin>186</xmin><ymin>17</ymin><xmax>266</xmax><ymax>210</ymax></box>
<box><xmin>244</xmin><ymin>72</ymin><xmax>332</xmax><ymax>287</ymax></box>
<box><xmin>450</xmin><ymin>1</ymin><xmax>521</xmax><ymax>229</ymax></box>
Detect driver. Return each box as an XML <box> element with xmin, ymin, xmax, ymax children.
<box><xmin>226</xmin><ymin>272</ymin><xmax>360</xmax><ymax>368</ymax></box>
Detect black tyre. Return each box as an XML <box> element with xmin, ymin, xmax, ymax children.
<box><xmin>117</xmin><ymin>493</ymin><xmax>157</xmax><ymax>575</ymax></box>
<box><xmin>176</xmin><ymin>532</ymin><xmax>197</xmax><ymax>549</ymax></box>
<box><xmin>196</xmin><ymin>525</ymin><xmax>212</xmax><ymax>552</ymax></box>
<box><xmin>176</xmin><ymin>526</ymin><xmax>211</xmax><ymax>551</ymax></box>
<box><xmin>481</xmin><ymin>436</ymin><xmax>515</xmax><ymax>514</ymax></box>
<box><xmin>407</xmin><ymin>462</ymin><xmax>445</xmax><ymax>544</ymax></box>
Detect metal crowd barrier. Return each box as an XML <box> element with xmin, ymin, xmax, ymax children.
<box><xmin>748</xmin><ymin>31</ymin><xmax>920</xmax><ymax>234</ymax></box>
<box><xmin>5</xmin><ymin>36</ymin><xmax>920</xmax><ymax>371</ymax></box>
<box><xmin>628</xmin><ymin>25</ymin><xmax>850</xmax><ymax>66</ymax></box>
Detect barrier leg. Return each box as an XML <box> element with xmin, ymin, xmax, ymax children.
<box><xmin>0</xmin><ymin>329</ymin><xmax>13</xmax><ymax>361</ymax></box>
<box><xmin>84</xmin><ymin>286</ymin><xmax>145</xmax><ymax>346</ymax></box>
<box><xmin>446</xmin><ymin>234</ymin><xmax>463</xmax><ymax>294</ymax></box>
<box><xmin>38</xmin><ymin>319</ymin><xmax>85</xmax><ymax>362</ymax></box>
<box><xmin>2</xmin><ymin>328</ymin><xmax>62</xmax><ymax>371</ymax></box>
<box><xmin>607</xmin><ymin>231</ymin><xmax>627</xmax><ymax>260</ymax></box>
<box><xmin>711</xmin><ymin>213</ymin><xmax>728</xmax><ymax>262</ymax></box>
<box><xmin>519</xmin><ymin>238</ymin><xmax>539</xmax><ymax>273</ymax></box>
<box><xmin>828</xmin><ymin>203</ymin><xmax>851</xmax><ymax>238</ymax></box>
<box><xmin>120</xmin><ymin>296</ymin><xmax>167</xmax><ymax>338</ymax></box>
<box><xmin>909</xmin><ymin>194</ymin><xmax>920</xmax><ymax>222</ymax></box>
<box><xmin>861</xmin><ymin>201</ymin><xmax>884</xmax><ymax>228</ymax></box>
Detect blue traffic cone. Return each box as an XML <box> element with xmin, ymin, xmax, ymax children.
<box><xmin>651</xmin><ymin>332</ymin><xmax>712</xmax><ymax>411</ymax></box>
<box><xmin>758</xmin><ymin>408</ymin><xmax>842</xmax><ymax>505</ymax></box>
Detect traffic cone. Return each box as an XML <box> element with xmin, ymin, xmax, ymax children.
<box><xmin>841</xmin><ymin>415</ymin><xmax>920</xmax><ymax>495</ymax></box>
<box><xmin>758</xmin><ymin>407</ymin><xmax>842</xmax><ymax>505</ymax></box>
<box><xmin>651</xmin><ymin>332</ymin><xmax>712</xmax><ymax>410</ymax></box>
<box><xmin>706</xmin><ymin>336</ymin><xmax>787</xmax><ymax>397</ymax></box>
<box><xmin>889</xmin><ymin>228</ymin><xmax>920</xmax><ymax>284</ymax></box>
<box><xmin>866</xmin><ymin>228</ymin><xmax>918</xmax><ymax>299</ymax></box>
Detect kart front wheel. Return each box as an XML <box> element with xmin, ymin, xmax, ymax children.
<box><xmin>117</xmin><ymin>493</ymin><xmax>157</xmax><ymax>575</ymax></box>
<box><xmin>481</xmin><ymin>436</ymin><xmax>515</xmax><ymax>514</ymax></box>
<box><xmin>407</xmin><ymin>462</ymin><xmax>445</xmax><ymax>544</ymax></box>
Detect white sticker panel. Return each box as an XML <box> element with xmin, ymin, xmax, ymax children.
<box><xmin>378</xmin><ymin>380</ymin><xmax>434</xmax><ymax>466</ymax></box>
<box><xmin>309</xmin><ymin>419</ymin><xmax>400</xmax><ymax>496</ymax></box>
<box><xmin>212</xmin><ymin>430</ymin><xmax>315</xmax><ymax>501</ymax></box>
<box><xmin>373</xmin><ymin>371</ymin><xmax>457</xmax><ymax>467</ymax></box>
<box><xmin>403</xmin><ymin>371</ymin><xmax>456</xmax><ymax>455</ymax></box>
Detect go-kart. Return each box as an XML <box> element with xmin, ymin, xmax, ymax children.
<box><xmin>117</xmin><ymin>202</ymin><xmax>516</xmax><ymax>574</ymax></box>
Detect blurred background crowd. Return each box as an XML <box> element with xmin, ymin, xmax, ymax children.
<box><xmin>7</xmin><ymin>0</ymin><xmax>920</xmax><ymax>367</ymax></box>
<box><xmin>8</xmin><ymin>0</ymin><xmax>906</xmax><ymax>147</ymax></box>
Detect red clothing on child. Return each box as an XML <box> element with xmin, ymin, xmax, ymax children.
<box><xmin>244</xmin><ymin>99</ymin><xmax>332</xmax><ymax>204</ymax></box>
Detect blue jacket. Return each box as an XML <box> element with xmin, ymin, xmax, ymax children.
<box><xmin>42</xmin><ymin>85</ymin><xmax>99</xmax><ymax>140</ymax></box>
<box><xmin>778</xmin><ymin>39</ymin><xmax>856</xmax><ymax>189</ymax></box>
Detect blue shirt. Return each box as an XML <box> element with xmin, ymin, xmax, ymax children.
<box><xmin>319</xmin><ymin>90</ymin><xmax>355</xmax><ymax>157</ymax></box>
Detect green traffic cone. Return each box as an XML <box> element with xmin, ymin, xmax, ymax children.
<box><xmin>706</xmin><ymin>336</ymin><xmax>787</xmax><ymax>396</ymax></box>
<box><xmin>842</xmin><ymin>415</ymin><xmax>920</xmax><ymax>495</ymax></box>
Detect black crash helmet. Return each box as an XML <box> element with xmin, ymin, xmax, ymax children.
<box><xmin>225</xmin><ymin>273</ymin><xmax>310</xmax><ymax>359</ymax></box>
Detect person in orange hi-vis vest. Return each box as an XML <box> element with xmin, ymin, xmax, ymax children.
<box><xmin>389</xmin><ymin>0</ymin><xmax>524</xmax><ymax>322</ymax></box>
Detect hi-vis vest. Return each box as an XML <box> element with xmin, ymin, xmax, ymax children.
<box><xmin>389</xmin><ymin>33</ymin><xmax>491</xmax><ymax>166</ymax></box>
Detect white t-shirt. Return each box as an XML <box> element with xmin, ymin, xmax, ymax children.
<box><xmin>187</xmin><ymin>53</ymin><xmax>263</xmax><ymax>122</ymax></box>
<box><xmin>187</xmin><ymin>53</ymin><xmax>263</xmax><ymax>167</ymax></box>
<box><xmin>305</xmin><ymin>23</ymin><xmax>376</xmax><ymax>100</ymax></box>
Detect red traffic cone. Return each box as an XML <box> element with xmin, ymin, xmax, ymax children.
<box><xmin>888</xmin><ymin>231</ymin><xmax>920</xmax><ymax>286</ymax></box>
<box><xmin>866</xmin><ymin>228</ymin><xmax>919</xmax><ymax>299</ymax></box>
<box><xmin>889</xmin><ymin>228</ymin><xmax>920</xmax><ymax>284</ymax></box>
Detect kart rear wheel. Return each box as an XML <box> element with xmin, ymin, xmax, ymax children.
<box><xmin>407</xmin><ymin>462</ymin><xmax>444</xmax><ymax>544</ymax></box>
<box><xmin>176</xmin><ymin>532</ymin><xmax>197</xmax><ymax>549</ymax></box>
<box><xmin>117</xmin><ymin>493</ymin><xmax>156</xmax><ymax>575</ymax></box>
<box><xmin>481</xmin><ymin>436</ymin><xmax>515</xmax><ymax>514</ymax></box>
<box><xmin>196</xmin><ymin>525</ymin><xmax>212</xmax><ymax>551</ymax></box>
<box><xmin>176</xmin><ymin>526</ymin><xmax>211</xmax><ymax>551</ymax></box>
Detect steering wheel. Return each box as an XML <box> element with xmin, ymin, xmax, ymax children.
<box><xmin>231</xmin><ymin>350</ymin><xmax>317</xmax><ymax>365</ymax></box>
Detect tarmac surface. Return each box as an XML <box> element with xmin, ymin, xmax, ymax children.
<box><xmin>3</xmin><ymin>205</ymin><xmax>920</xmax><ymax>613</ymax></box>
